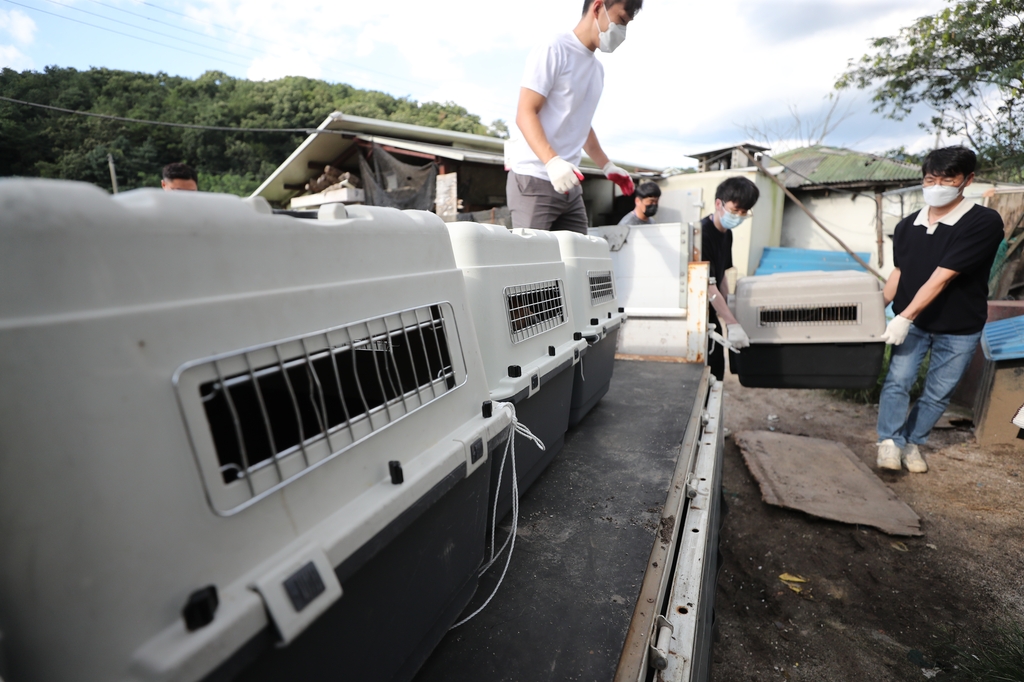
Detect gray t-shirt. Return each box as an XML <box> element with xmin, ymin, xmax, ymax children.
<box><xmin>618</xmin><ymin>211</ymin><xmax>651</xmax><ymax>225</ymax></box>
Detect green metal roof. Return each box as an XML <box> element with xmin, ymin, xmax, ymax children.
<box><xmin>769</xmin><ymin>146</ymin><xmax>921</xmax><ymax>189</ymax></box>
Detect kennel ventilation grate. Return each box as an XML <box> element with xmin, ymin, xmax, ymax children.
<box><xmin>758</xmin><ymin>303</ymin><xmax>860</xmax><ymax>327</ymax></box>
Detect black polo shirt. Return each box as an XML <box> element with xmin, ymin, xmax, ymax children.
<box><xmin>701</xmin><ymin>215</ymin><xmax>733</xmax><ymax>290</ymax></box>
<box><xmin>892</xmin><ymin>202</ymin><xmax>1004</xmax><ymax>335</ymax></box>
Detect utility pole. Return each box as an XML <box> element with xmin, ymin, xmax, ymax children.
<box><xmin>107</xmin><ymin>154</ymin><xmax>119</xmax><ymax>194</ymax></box>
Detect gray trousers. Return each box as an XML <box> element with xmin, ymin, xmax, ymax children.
<box><xmin>506</xmin><ymin>171</ymin><xmax>590</xmax><ymax>234</ymax></box>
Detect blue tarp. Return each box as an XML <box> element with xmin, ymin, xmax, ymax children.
<box><xmin>754</xmin><ymin>247</ymin><xmax>872</xmax><ymax>276</ymax></box>
<box><xmin>982</xmin><ymin>316</ymin><xmax>1024</xmax><ymax>362</ymax></box>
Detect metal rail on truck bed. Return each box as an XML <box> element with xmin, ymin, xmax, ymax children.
<box><xmin>414</xmin><ymin>359</ymin><xmax>724</xmax><ymax>682</ymax></box>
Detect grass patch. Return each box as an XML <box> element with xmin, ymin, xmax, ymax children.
<box><xmin>951</xmin><ymin>621</ymin><xmax>1024</xmax><ymax>681</ymax></box>
<box><xmin>830</xmin><ymin>346</ymin><xmax>931</xmax><ymax>405</ymax></box>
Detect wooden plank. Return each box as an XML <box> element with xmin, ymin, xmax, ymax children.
<box><xmin>734</xmin><ymin>430</ymin><xmax>922</xmax><ymax>536</ymax></box>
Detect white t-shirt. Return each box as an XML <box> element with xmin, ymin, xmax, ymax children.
<box><xmin>506</xmin><ymin>32</ymin><xmax>604</xmax><ymax>181</ymax></box>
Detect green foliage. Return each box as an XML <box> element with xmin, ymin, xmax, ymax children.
<box><xmin>0</xmin><ymin>66</ymin><xmax>495</xmax><ymax>195</ymax></box>
<box><xmin>836</xmin><ymin>0</ymin><xmax>1024</xmax><ymax>183</ymax></box>
<box><xmin>831</xmin><ymin>347</ymin><xmax>930</xmax><ymax>405</ymax></box>
<box><xmin>952</xmin><ymin>621</ymin><xmax>1024</xmax><ymax>681</ymax></box>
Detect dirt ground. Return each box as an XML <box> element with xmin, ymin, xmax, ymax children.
<box><xmin>711</xmin><ymin>372</ymin><xmax>1024</xmax><ymax>682</ymax></box>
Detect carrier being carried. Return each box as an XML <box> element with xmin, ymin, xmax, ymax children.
<box><xmin>0</xmin><ymin>180</ymin><xmax>511</xmax><ymax>682</ymax></box>
<box><xmin>729</xmin><ymin>269</ymin><xmax>887</xmax><ymax>389</ymax></box>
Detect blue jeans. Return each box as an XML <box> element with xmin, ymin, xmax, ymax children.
<box><xmin>877</xmin><ymin>325</ymin><xmax>981</xmax><ymax>448</ymax></box>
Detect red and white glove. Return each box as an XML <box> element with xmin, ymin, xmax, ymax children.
<box><xmin>602</xmin><ymin>161</ymin><xmax>635</xmax><ymax>196</ymax></box>
<box><xmin>545</xmin><ymin>156</ymin><xmax>584</xmax><ymax>194</ymax></box>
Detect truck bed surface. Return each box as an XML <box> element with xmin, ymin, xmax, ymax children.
<box><xmin>415</xmin><ymin>359</ymin><xmax>706</xmax><ymax>682</ymax></box>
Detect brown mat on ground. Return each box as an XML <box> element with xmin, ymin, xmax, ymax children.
<box><xmin>734</xmin><ymin>431</ymin><xmax>922</xmax><ymax>536</ymax></box>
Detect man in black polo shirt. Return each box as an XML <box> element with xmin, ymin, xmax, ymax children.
<box><xmin>702</xmin><ymin>176</ymin><xmax>759</xmax><ymax>381</ymax></box>
<box><xmin>876</xmin><ymin>146</ymin><xmax>1004</xmax><ymax>473</ymax></box>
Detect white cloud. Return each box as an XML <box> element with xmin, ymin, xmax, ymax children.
<box><xmin>39</xmin><ymin>0</ymin><xmax>952</xmax><ymax>167</ymax></box>
<box><xmin>0</xmin><ymin>43</ymin><xmax>32</xmax><ymax>70</ymax></box>
<box><xmin>0</xmin><ymin>9</ymin><xmax>37</xmax><ymax>45</ymax></box>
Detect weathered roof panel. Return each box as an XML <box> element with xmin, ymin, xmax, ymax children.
<box><xmin>770</xmin><ymin>146</ymin><xmax>920</xmax><ymax>189</ymax></box>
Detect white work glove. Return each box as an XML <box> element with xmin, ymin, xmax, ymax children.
<box><xmin>602</xmin><ymin>161</ymin><xmax>635</xmax><ymax>196</ymax></box>
<box><xmin>727</xmin><ymin>323</ymin><xmax>751</xmax><ymax>349</ymax></box>
<box><xmin>545</xmin><ymin>156</ymin><xmax>584</xmax><ymax>194</ymax></box>
<box><xmin>880</xmin><ymin>315</ymin><xmax>912</xmax><ymax>346</ymax></box>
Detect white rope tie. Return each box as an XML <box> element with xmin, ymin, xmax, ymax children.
<box><xmin>450</xmin><ymin>401</ymin><xmax>545</xmax><ymax>629</ymax></box>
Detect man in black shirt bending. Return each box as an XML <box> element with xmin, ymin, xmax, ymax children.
<box><xmin>876</xmin><ymin>147</ymin><xmax>1004</xmax><ymax>473</ymax></box>
<box><xmin>702</xmin><ymin>176</ymin><xmax>759</xmax><ymax>381</ymax></box>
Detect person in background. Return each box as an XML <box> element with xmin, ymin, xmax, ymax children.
<box><xmin>876</xmin><ymin>146</ymin><xmax>1003</xmax><ymax>473</ymax></box>
<box><xmin>505</xmin><ymin>0</ymin><xmax>642</xmax><ymax>233</ymax></box>
<box><xmin>703</xmin><ymin>176</ymin><xmax>759</xmax><ymax>381</ymax></box>
<box><xmin>161</xmin><ymin>162</ymin><xmax>198</xmax><ymax>191</ymax></box>
<box><xmin>618</xmin><ymin>181</ymin><xmax>660</xmax><ymax>225</ymax></box>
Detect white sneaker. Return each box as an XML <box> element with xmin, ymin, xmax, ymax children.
<box><xmin>903</xmin><ymin>444</ymin><xmax>928</xmax><ymax>473</ymax></box>
<box><xmin>876</xmin><ymin>439</ymin><xmax>902</xmax><ymax>471</ymax></box>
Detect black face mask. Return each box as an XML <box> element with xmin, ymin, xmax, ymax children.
<box><xmin>643</xmin><ymin>203</ymin><xmax>658</xmax><ymax>217</ymax></box>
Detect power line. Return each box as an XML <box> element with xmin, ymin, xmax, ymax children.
<box><xmin>0</xmin><ymin>0</ymin><xmax>250</xmax><ymax>68</ymax></box>
<box><xmin>0</xmin><ymin>95</ymin><xmax>348</xmax><ymax>135</ymax></box>
<box><xmin>78</xmin><ymin>0</ymin><xmax>263</xmax><ymax>58</ymax></box>
<box><xmin>26</xmin><ymin>0</ymin><xmax>253</xmax><ymax>63</ymax></box>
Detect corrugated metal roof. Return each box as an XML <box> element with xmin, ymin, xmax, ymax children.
<box><xmin>769</xmin><ymin>146</ymin><xmax>920</xmax><ymax>189</ymax></box>
<box><xmin>982</xmin><ymin>316</ymin><xmax>1024</xmax><ymax>362</ymax></box>
<box><xmin>754</xmin><ymin>247</ymin><xmax>872</xmax><ymax>275</ymax></box>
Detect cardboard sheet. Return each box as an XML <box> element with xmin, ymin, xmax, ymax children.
<box><xmin>734</xmin><ymin>431</ymin><xmax>922</xmax><ymax>536</ymax></box>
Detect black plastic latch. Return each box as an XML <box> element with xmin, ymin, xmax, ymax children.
<box><xmin>508</xmin><ymin>365</ymin><xmax>522</xmax><ymax>378</ymax></box>
<box><xmin>590</xmin><ymin>317</ymin><xmax>599</xmax><ymax>325</ymax></box>
<box><xmin>548</xmin><ymin>345</ymin><xmax>556</xmax><ymax>356</ymax></box>
<box><xmin>618</xmin><ymin>307</ymin><xmax>625</xmax><ymax>313</ymax></box>
<box><xmin>283</xmin><ymin>562</ymin><xmax>326</xmax><ymax>613</ymax></box>
<box><xmin>574</xmin><ymin>349</ymin><xmax>580</xmax><ymax>360</ymax></box>
<box><xmin>482</xmin><ymin>400</ymin><xmax>492</xmax><ymax>418</ymax></box>
<box><xmin>531</xmin><ymin>374</ymin><xmax>539</xmax><ymax>390</ymax></box>
<box><xmin>182</xmin><ymin>585</ymin><xmax>219</xmax><ymax>632</ymax></box>
<box><xmin>470</xmin><ymin>438</ymin><xmax>484</xmax><ymax>464</ymax></box>
<box><xmin>573</xmin><ymin>332</ymin><xmax>582</xmax><ymax>341</ymax></box>
<box><xmin>608</xmin><ymin>312</ymin><xmax>612</xmax><ymax>319</ymax></box>
<box><xmin>389</xmin><ymin>461</ymin><xmax>404</xmax><ymax>484</ymax></box>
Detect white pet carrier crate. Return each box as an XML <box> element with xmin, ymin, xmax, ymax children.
<box><xmin>730</xmin><ymin>270</ymin><xmax>887</xmax><ymax>388</ymax></box>
<box><xmin>0</xmin><ymin>180</ymin><xmax>512</xmax><ymax>682</ymax></box>
<box><xmin>552</xmin><ymin>231</ymin><xmax>628</xmax><ymax>427</ymax></box>
<box><xmin>445</xmin><ymin>223</ymin><xmax>587</xmax><ymax>523</ymax></box>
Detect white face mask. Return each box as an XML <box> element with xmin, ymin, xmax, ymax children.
<box><xmin>922</xmin><ymin>179</ymin><xmax>966</xmax><ymax>207</ymax></box>
<box><xmin>597</xmin><ymin>4</ymin><xmax>627</xmax><ymax>53</ymax></box>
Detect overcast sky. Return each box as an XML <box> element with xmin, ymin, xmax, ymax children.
<box><xmin>1</xmin><ymin>0</ymin><xmax>952</xmax><ymax>168</ymax></box>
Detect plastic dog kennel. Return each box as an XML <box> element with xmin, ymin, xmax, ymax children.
<box><xmin>729</xmin><ymin>270</ymin><xmax>887</xmax><ymax>389</ymax></box>
<box><xmin>0</xmin><ymin>180</ymin><xmax>512</xmax><ymax>682</ymax></box>
<box><xmin>553</xmin><ymin>230</ymin><xmax>628</xmax><ymax>427</ymax></box>
<box><xmin>445</xmin><ymin>223</ymin><xmax>588</xmax><ymax>523</ymax></box>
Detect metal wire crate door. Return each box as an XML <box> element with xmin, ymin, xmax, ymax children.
<box><xmin>174</xmin><ymin>303</ymin><xmax>467</xmax><ymax>515</ymax></box>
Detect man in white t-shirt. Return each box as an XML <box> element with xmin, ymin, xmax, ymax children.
<box><xmin>505</xmin><ymin>0</ymin><xmax>641</xmax><ymax>233</ymax></box>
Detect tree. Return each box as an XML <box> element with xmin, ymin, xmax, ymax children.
<box><xmin>741</xmin><ymin>95</ymin><xmax>852</xmax><ymax>151</ymax></box>
<box><xmin>836</xmin><ymin>0</ymin><xmax>1024</xmax><ymax>182</ymax></box>
<box><xmin>0</xmin><ymin>67</ymin><xmax>498</xmax><ymax>194</ymax></box>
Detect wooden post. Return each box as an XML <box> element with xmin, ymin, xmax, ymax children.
<box><xmin>875</xmin><ymin>192</ymin><xmax>884</xmax><ymax>269</ymax></box>
<box><xmin>107</xmin><ymin>154</ymin><xmax>118</xmax><ymax>194</ymax></box>
<box><xmin>739</xmin><ymin>148</ymin><xmax>885</xmax><ymax>282</ymax></box>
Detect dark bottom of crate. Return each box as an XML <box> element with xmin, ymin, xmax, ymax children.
<box><xmin>730</xmin><ymin>342</ymin><xmax>885</xmax><ymax>389</ymax></box>
<box><xmin>489</xmin><ymin>363</ymin><xmax>574</xmax><ymax>525</ymax></box>
<box><xmin>202</xmin><ymin>457</ymin><xmax>491</xmax><ymax>682</ymax></box>
<box><xmin>569</xmin><ymin>328</ymin><xmax>618</xmax><ymax>428</ymax></box>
